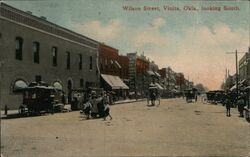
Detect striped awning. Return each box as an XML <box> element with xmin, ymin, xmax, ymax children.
<box><xmin>101</xmin><ymin>74</ymin><xmax>129</xmax><ymax>90</ymax></box>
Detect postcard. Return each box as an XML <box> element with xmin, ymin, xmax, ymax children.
<box><xmin>0</xmin><ymin>0</ymin><xmax>249</xmax><ymax>157</ymax></box>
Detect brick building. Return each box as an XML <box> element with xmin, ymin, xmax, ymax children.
<box><xmin>99</xmin><ymin>44</ymin><xmax>120</xmax><ymax>76</ymax></box>
<box><xmin>158</xmin><ymin>67</ymin><xmax>177</xmax><ymax>97</ymax></box>
<box><xmin>175</xmin><ymin>73</ymin><xmax>185</xmax><ymax>92</ymax></box>
<box><xmin>99</xmin><ymin>43</ymin><xmax>128</xmax><ymax>98</ymax></box>
<box><xmin>239</xmin><ymin>47</ymin><xmax>250</xmax><ymax>88</ymax></box>
<box><xmin>0</xmin><ymin>3</ymin><xmax>99</xmax><ymax>109</ymax></box>
<box><xmin>118</xmin><ymin>55</ymin><xmax>129</xmax><ymax>81</ymax></box>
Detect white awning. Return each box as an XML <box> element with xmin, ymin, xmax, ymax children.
<box><xmin>149</xmin><ymin>83</ymin><xmax>164</xmax><ymax>90</ymax></box>
<box><xmin>244</xmin><ymin>86</ymin><xmax>250</xmax><ymax>90</ymax></box>
<box><xmin>154</xmin><ymin>72</ymin><xmax>161</xmax><ymax>77</ymax></box>
<box><xmin>147</xmin><ymin>71</ymin><xmax>155</xmax><ymax>76</ymax></box>
<box><xmin>155</xmin><ymin>83</ymin><xmax>164</xmax><ymax>90</ymax></box>
<box><xmin>230</xmin><ymin>85</ymin><xmax>236</xmax><ymax>91</ymax></box>
<box><xmin>114</xmin><ymin>60</ymin><xmax>121</xmax><ymax>69</ymax></box>
<box><xmin>101</xmin><ymin>74</ymin><xmax>129</xmax><ymax>90</ymax></box>
<box><xmin>239</xmin><ymin>79</ymin><xmax>246</xmax><ymax>84</ymax></box>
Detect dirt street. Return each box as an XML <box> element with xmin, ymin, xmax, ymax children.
<box><xmin>1</xmin><ymin>98</ymin><xmax>250</xmax><ymax>157</ymax></box>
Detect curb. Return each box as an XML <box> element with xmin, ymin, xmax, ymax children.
<box><xmin>113</xmin><ymin>99</ymin><xmax>146</xmax><ymax>105</ymax></box>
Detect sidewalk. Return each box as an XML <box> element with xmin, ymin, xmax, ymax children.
<box><xmin>114</xmin><ymin>98</ymin><xmax>146</xmax><ymax>105</ymax></box>
<box><xmin>0</xmin><ymin>110</ymin><xmax>19</xmax><ymax>118</ymax></box>
<box><xmin>0</xmin><ymin>99</ymin><xmax>146</xmax><ymax>118</ymax></box>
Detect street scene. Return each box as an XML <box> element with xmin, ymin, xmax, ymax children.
<box><xmin>1</xmin><ymin>99</ymin><xmax>250</xmax><ymax>157</ymax></box>
<box><xmin>0</xmin><ymin>0</ymin><xmax>250</xmax><ymax>157</ymax></box>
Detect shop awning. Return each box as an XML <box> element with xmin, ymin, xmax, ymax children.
<box><xmin>154</xmin><ymin>72</ymin><xmax>161</xmax><ymax>77</ymax></box>
<box><xmin>239</xmin><ymin>79</ymin><xmax>246</xmax><ymax>84</ymax></box>
<box><xmin>244</xmin><ymin>86</ymin><xmax>250</xmax><ymax>90</ymax></box>
<box><xmin>155</xmin><ymin>83</ymin><xmax>164</xmax><ymax>90</ymax></box>
<box><xmin>147</xmin><ymin>71</ymin><xmax>155</xmax><ymax>76</ymax></box>
<box><xmin>149</xmin><ymin>83</ymin><xmax>164</xmax><ymax>90</ymax></box>
<box><xmin>230</xmin><ymin>85</ymin><xmax>236</xmax><ymax>91</ymax></box>
<box><xmin>171</xmin><ymin>89</ymin><xmax>179</xmax><ymax>93</ymax></box>
<box><xmin>101</xmin><ymin>74</ymin><xmax>129</xmax><ymax>90</ymax></box>
<box><xmin>114</xmin><ymin>60</ymin><xmax>121</xmax><ymax>69</ymax></box>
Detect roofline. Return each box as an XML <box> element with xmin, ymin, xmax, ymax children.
<box><xmin>99</xmin><ymin>43</ymin><xmax>119</xmax><ymax>51</ymax></box>
<box><xmin>0</xmin><ymin>2</ymin><xmax>100</xmax><ymax>45</ymax></box>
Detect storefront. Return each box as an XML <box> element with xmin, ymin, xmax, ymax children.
<box><xmin>100</xmin><ymin>74</ymin><xmax>129</xmax><ymax>100</ymax></box>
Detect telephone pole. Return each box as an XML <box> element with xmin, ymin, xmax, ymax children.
<box><xmin>226</xmin><ymin>50</ymin><xmax>245</xmax><ymax>96</ymax></box>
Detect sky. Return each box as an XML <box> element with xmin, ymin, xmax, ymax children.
<box><xmin>3</xmin><ymin>0</ymin><xmax>250</xmax><ymax>90</ymax></box>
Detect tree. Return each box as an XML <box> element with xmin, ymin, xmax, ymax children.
<box><xmin>194</xmin><ymin>83</ymin><xmax>208</xmax><ymax>93</ymax></box>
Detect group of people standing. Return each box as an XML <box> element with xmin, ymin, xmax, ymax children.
<box><xmin>81</xmin><ymin>91</ymin><xmax>112</xmax><ymax>120</ymax></box>
<box><xmin>223</xmin><ymin>92</ymin><xmax>248</xmax><ymax>117</ymax></box>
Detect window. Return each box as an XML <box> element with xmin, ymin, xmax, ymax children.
<box><xmin>89</xmin><ymin>56</ymin><xmax>93</xmax><ymax>70</ymax></box>
<box><xmin>33</xmin><ymin>42</ymin><xmax>40</xmax><ymax>63</ymax></box>
<box><xmin>52</xmin><ymin>47</ymin><xmax>57</xmax><ymax>66</ymax></box>
<box><xmin>35</xmin><ymin>75</ymin><xmax>42</xmax><ymax>82</ymax></box>
<box><xmin>79</xmin><ymin>54</ymin><xmax>82</xmax><ymax>70</ymax></box>
<box><xmin>66</xmin><ymin>51</ymin><xmax>70</xmax><ymax>69</ymax></box>
<box><xmin>80</xmin><ymin>79</ymin><xmax>84</xmax><ymax>88</ymax></box>
<box><xmin>15</xmin><ymin>37</ymin><xmax>23</xmax><ymax>60</ymax></box>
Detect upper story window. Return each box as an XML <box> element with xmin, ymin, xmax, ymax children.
<box><xmin>52</xmin><ymin>47</ymin><xmax>57</xmax><ymax>66</ymax></box>
<box><xmin>66</xmin><ymin>51</ymin><xmax>70</xmax><ymax>69</ymax></box>
<box><xmin>15</xmin><ymin>37</ymin><xmax>23</xmax><ymax>60</ymax></box>
<box><xmin>33</xmin><ymin>42</ymin><xmax>40</xmax><ymax>64</ymax></box>
<box><xmin>79</xmin><ymin>54</ymin><xmax>82</xmax><ymax>70</ymax></box>
<box><xmin>89</xmin><ymin>56</ymin><xmax>93</xmax><ymax>70</ymax></box>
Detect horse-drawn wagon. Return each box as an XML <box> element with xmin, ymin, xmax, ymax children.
<box><xmin>20</xmin><ymin>83</ymin><xmax>62</xmax><ymax>115</ymax></box>
<box><xmin>185</xmin><ymin>88</ymin><xmax>198</xmax><ymax>103</ymax></box>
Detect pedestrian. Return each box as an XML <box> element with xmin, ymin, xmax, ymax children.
<box><xmin>61</xmin><ymin>92</ymin><xmax>66</xmax><ymax>105</ymax></box>
<box><xmin>82</xmin><ymin>98</ymin><xmax>92</xmax><ymax>120</ymax></box>
<box><xmin>237</xmin><ymin>95</ymin><xmax>245</xmax><ymax>117</ymax></box>
<box><xmin>90</xmin><ymin>92</ymin><xmax>98</xmax><ymax>118</ymax></box>
<box><xmin>103</xmin><ymin>92</ymin><xmax>112</xmax><ymax>120</ymax></box>
<box><xmin>150</xmin><ymin>91</ymin><xmax>156</xmax><ymax>106</ymax></box>
<box><xmin>225</xmin><ymin>95</ymin><xmax>231</xmax><ymax>117</ymax></box>
<box><xmin>4</xmin><ymin>104</ymin><xmax>9</xmax><ymax>115</ymax></box>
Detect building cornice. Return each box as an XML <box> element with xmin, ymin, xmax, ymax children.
<box><xmin>0</xmin><ymin>3</ymin><xmax>99</xmax><ymax>47</ymax></box>
<box><xmin>0</xmin><ymin>16</ymin><xmax>98</xmax><ymax>51</ymax></box>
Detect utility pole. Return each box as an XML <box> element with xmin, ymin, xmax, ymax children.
<box><xmin>226</xmin><ymin>50</ymin><xmax>245</xmax><ymax>96</ymax></box>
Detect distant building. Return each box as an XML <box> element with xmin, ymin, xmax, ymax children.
<box><xmin>127</xmin><ymin>52</ymin><xmax>149</xmax><ymax>97</ymax></box>
<box><xmin>239</xmin><ymin>47</ymin><xmax>250</xmax><ymax>88</ymax></box>
<box><xmin>225</xmin><ymin>74</ymin><xmax>236</xmax><ymax>91</ymax></box>
<box><xmin>148</xmin><ymin>61</ymin><xmax>161</xmax><ymax>84</ymax></box>
<box><xmin>0</xmin><ymin>3</ymin><xmax>99</xmax><ymax>109</ymax></box>
<box><xmin>175</xmin><ymin>73</ymin><xmax>185</xmax><ymax>92</ymax></box>
<box><xmin>159</xmin><ymin>67</ymin><xmax>176</xmax><ymax>91</ymax></box>
<box><xmin>118</xmin><ymin>55</ymin><xmax>129</xmax><ymax>81</ymax></box>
